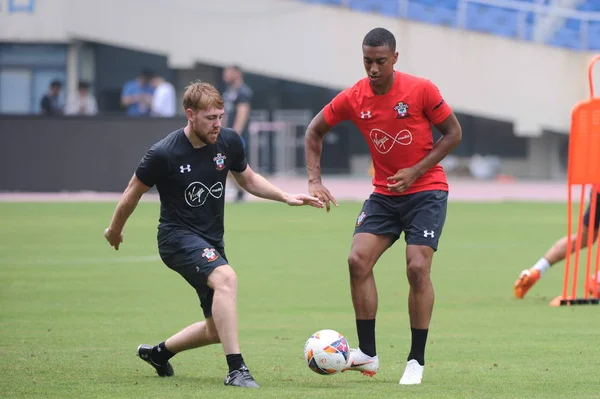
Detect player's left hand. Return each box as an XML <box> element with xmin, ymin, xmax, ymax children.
<box><xmin>285</xmin><ymin>193</ymin><xmax>324</xmax><ymax>208</ymax></box>
<box><xmin>387</xmin><ymin>167</ymin><xmax>420</xmax><ymax>193</ymax></box>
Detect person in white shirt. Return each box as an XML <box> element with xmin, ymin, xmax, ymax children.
<box><xmin>150</xmin><ymin>75</ymin><xmax>176</xmax><ymax>117</ymax></box>
<box><xmin>65</xmin><ymin>81</ymin><xmax>98</xmax><ymax>116</ymax></box>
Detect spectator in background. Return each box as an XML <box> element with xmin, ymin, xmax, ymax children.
<box><xmin>150</xmin><ymin>73</ymin><xmax>176</xmax><ymax>117</ymax></box>
<box><xmin>65</xmin><ymin>81</ymin><xmax>98</xmax><ymax>116</ymax></box>
<box><xmin>222</xmin><ymin>65</ymin><xmax>253</xmax><ymax>202</ymax></box>
<box><xmin>121</xmin><ymin>69</ymin><xmax>154</xmax><ymax>117</ymax></box>
<box><xmin>40</xmin><ymin>80</ymin><xmax>63</xmax><ymax>116</ymax></box>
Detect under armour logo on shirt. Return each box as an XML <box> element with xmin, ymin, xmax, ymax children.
<box><xmin>360</xmin><ymin>111</ymin><xmax>371</xmax><ymax>119</ymax></box>
<box><xmin>423</xmin><ymin>230</ymin><xmax>435</xmax><ymax>238</ymax></box>
<box><xmin>180</xmin><ymin>164</ymin><xmax>191</xmax><ymax>173</ymax></box>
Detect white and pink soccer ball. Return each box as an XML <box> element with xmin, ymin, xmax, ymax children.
<box><xmin>303</xmin><ymin>329</ymin><xmax>350</xmax><ymax>375</ymax></box>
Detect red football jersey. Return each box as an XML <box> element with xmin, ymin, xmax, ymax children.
<box><xmin>323</xmin><ymin>71</ymin><xmax>453</xmax><ymax>196</ymax></box>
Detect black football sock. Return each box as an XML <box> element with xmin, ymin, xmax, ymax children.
<box><xmin>226</xmin><ymin>353</ymin><xmax>246</xmax><ymax>373</ymax></box>
<box><xmin>356</xmin><ymin>319</ymin><xmax>376</xmax><ymax>357</ymax></box>
<box><xmin>151</xmin><ymin>341</ymin><xmax>175</xmax><ymax>364</ymax></box>
<box><xmin>407</xmin><ymin>328</ymin><xmax>428</xmax><ymax>366</ymax></box>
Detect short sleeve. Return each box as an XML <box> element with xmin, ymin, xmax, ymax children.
<box><xmin>229</xmin><ymin>133</ymin><xmax>248</xmax><ymax>173</ymax></box>
<box><xmin>322</xmin><ymin>89</ymin><xmax>353</xmax><ymax>127</ymax></box>
<box><xmin>121</xmin><ymin>81</ymin><xmax>135</xmax><ymax>98</ymax></box>
<box><xmin>151</xmin><ymin>86</ymin><xmax>176</xmax><ymax>117</ymax></box>
<box><xmin>135</xmin><ymin>145</ymin><xmax>168</xmax><ymax>187</ymax></box>
<box><xmin>422</xmin><ymin>80</ymin><xmax>452</xmax><ymax>125</ymax></box>
<box><xmin>236</xmin><ymin>86</ymin><xmax>253</xmax><ymax>104</ymax></box>
<box><xmin>40</xmin><ymin>96</ymin><xmax>51</xmax><ymax>114</ymax></box>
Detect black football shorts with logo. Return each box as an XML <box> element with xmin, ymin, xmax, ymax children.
<box><xmin>158</xmin><ymin>229</ymin><xmax>229</xmax><ymax>318</ymax></box>
<box><xmin>583</xmin><ymin>191</ymin><xmax>600</xmax><ymax>230</ymax></box>
<box><xmin>354</xmin><ymin>190</ymin><xmax>448</xmax><ymax>251</ymax></box>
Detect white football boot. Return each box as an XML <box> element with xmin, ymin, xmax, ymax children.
<box><xmin>399</xmin><ymin>359</ymin><xmax>424</xmax><ymax>385</ymax></box>
<box><xmin>343</xmin><ymin>348</ymin><xmax>379</xmax><ymax>377</ymax></box>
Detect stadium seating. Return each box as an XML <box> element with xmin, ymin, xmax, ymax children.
<box><xmin>299</xmin><ymin>0</ymin><xmax>600</xmax><ymax>50</ymax></box>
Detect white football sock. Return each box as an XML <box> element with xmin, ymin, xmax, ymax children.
<box><xmin>532</xmin><ymin>258</ymin><xmax>551</xmax><ymax>275</ymax></box>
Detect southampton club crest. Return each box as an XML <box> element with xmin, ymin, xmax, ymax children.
<box><xmin>356</xmin><ymin>211</ymin><xmax>366</xmax><ymax>227</ymax></box>
<box><xmin>393</xmin><ymin>101</ymin><xmax>410</xmax><ymax>119</ymax></box>
<box><xmin>202</xmin><ymin>248</ymin><xmax>219</xmax><ymax>262</ymax></box>
<box><xmin>213</xmin><ymin>153</ymin><xmax>227</xmax><ymax>170</ymax></box>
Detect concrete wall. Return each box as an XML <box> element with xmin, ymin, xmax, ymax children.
<box><xmin>0</xmin><ymin>116</ymin><xmax>183</xmax><ymax>192</ymax></box>
<box><xmin>0</xmin><ymin>114</ymin><xmax>565</xmax><ymax>193</ymax></box>
<box><xmin>0</xmin><ymin>115</ymin><xmax>354</xmax><ymax>191</ymax></box>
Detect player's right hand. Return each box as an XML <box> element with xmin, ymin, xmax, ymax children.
<box><xmin>104</xmin><ymin>227</ymin><xmax>124</xmax><ymax>251</ymax></box>
<box><xmin>308</xmin><ymin>181</ymin><xmax>338</xmax><ymax>212</ymax></box>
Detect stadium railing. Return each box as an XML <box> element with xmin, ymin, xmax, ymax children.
<box><xmin>300</xmin><ymin>0</ymin><xmax>600</xmax><ymax>50</ymax></box>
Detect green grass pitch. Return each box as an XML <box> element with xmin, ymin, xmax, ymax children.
<box><xmin>1</xmin><ymin>201</ymin><xmax>599</xmax><ymax>398</ymax></box>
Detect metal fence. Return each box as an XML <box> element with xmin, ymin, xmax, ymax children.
<box><xmin>312</xmin><ymin>0</ymin><xmax>600</xmax><ymax>50</ymax></box>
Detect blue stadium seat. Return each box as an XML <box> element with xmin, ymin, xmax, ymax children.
<box><xmin>587</xmin><ymin>22</ymin><xmax>600</xmax><ymax>49</ymax></box>
<box><xmin>302</xmin><ymin>0</ymin><xmax>345</xmax><ymax>5</ymax></box>
<box><xmin>466</xmin><ymin>4</ymin><xmax>520</xmax><ymax>38</ymax></box>
<box><xmin>348</xmin><ymin>0</ymin><xmax>401</xmax><ymax>17</ymax></box>
<box><xmin>414</xmin><ymin>0</ymin><xmax>452</xmax><ymax>7</ymax></box>
<box><xmin>297</xmin><ymin>0</ymin><xmax>595</xmax><ymax>50</ymax></box>
<box><xmin>524</xmin><ymin>22</ymin><xmax>535</xmax><ymax>41</ymax></box>
<box><xmin>525</xmin><ymin>10</ymin><xmax>535</xmax><ymax>24</ymax></box>
<box><xmin>576</xmin><ymin>1</ymin><xmax>600</xmax><ymax>12</ymax></box>
<box><xmin>547</xmin><ymin>27</ymin><xmax>583</xmax><ymax>50</ymax></box>
<box><xmin>441</xmin><ymin>0</ymin><xmax>459</xmax><ymax>10</ymax></box>
<box><xmin>407</xmin><ymin>2</ymin><xmax>457</xmax><ymax>27</ymax></box>
<box><xmin>411</xmin><ymin>0</ymin><xmax>458</xmax><ymax>11</ymax></box>
<box><xmin>564</xmin><ymin>18</ymin><xmax>581</xmax><ymax>31</ymax></box>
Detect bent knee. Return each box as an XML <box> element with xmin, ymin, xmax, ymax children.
<box><xmin>406</xmin><ymin>257</ymin><xmax>432</xmax><ymax>284</ymax></box>
<box><xmin>581</xmin><ymin>232</ymin><xmax>590</xmax><ymax>247</ymax></box>
<box><xmin>348</xmin><ymin>251</ymin><xmax>374</xmax><ymax>280</ymax></box>
<box><xmin>208</xmin><ymin>265</ymin><xmax>237</xmax><ymax>291</ymax></box>
<box><xmin>577</xmin><ymin>232</ymin><xmax>598</xmax><ymax>248</ymax></box>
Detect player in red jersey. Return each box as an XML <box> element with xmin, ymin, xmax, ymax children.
<box><xmin>305</xmin><ymin>28</ymin><xmax>462</xmax><ymax>385</ymax></box>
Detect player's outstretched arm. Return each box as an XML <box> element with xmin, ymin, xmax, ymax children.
<box><xmin>305</xmin><ymin>110</ymin><xmax>338</xmax><ymax>212</ymax></box>
<box><xmin>104</xmin><ymin>174</ymin><xmax>152</xmax><ymax>250</ymax></box>
<box><xmin>387</xmin><ymin>113</ymin><xmax>462</xmax><ymax>193</ymax></box>
<box><xmin>232</xmin><ymin>166</ymin><xmax>323</xmax><ymax>208</ymax></box>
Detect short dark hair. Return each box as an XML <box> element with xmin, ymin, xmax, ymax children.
<box><xmin>78</xmin><ymin>81</ymin><xmax>91</xmax><ymax>90</ymax></box>
<box><xmin>362</xmin><ymin>27</ymin><xmax>396</xmax><ymax>51</ymax></box>
<box><xmin>140</xmin><ymin>68</ymin><xmax>155</xmax><ymax>79</ymax></box>
<box><xmin>228</xmin><ymin>65</ymin><xmax>243</xmax><ymax>75</ymax></box>
<box><xmin>50</xmin><ymin>80</ymin><xmax>62</xmax><ymax>89</ymax></box>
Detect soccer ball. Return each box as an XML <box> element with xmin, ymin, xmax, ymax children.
<box><xmin>303</xmin><ymin>329</ymin><xmax>350</xmax><ymax>375</ymax></box>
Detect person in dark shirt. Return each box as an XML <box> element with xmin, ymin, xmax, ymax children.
<box><xmin>103</xmin><ymin>81</ymin><xmax>322</xmax><ymax>389</ymax></box>
<box><xmin>39</xmin><ymin>80</ymin><xmax>63</xmax><ymax>116</ymax></box>
<box><xmin>222</xmin><ymin>65</ymin><xmax>253</xmax><ymax>202</ymax></box>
